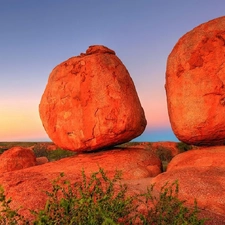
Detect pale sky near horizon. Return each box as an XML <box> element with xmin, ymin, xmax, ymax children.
<box><xmin>1</xmin><ymin>1</ymin><xmax>225</xmax><ymax>142</ymax></box>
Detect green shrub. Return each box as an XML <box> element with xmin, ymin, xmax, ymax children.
<box><xmin>31</xmin><ymin>168</ymin><xmax>135</xmax><ymax>225</ymax></box>
<box><xmin>137</xmin><ymin>181</ymin><xmax>206</xmax><ymax>225</ymax></box>
<box><xmin>155</xmin><ymin>146</ymin><xmax>173</xmax><ymax>172</ymax></box>
<box><xmin>155</xmin><ymin>146</ymin><xmax>173</xmax><ymax>162</ymax></box>
<box><xmin>176</xmin><ymin>142</ymin><xmax>193</xmax><ymax>152</ymax></box>
<box><xmin>116</xmin><ymin>142</ymin><xmax>141</xmax><ymax>148</ymax></box>
<box><xmin>0</xmin><ymin>168</ymin><xmax>208</xmax><ymax>225</ymax></box>
<box><xmin>33</xmin><ymin>147</ymin><xmax>76</xmax><ymax>162</ymax></box>
<box><xmin>0</xmin><ymin>186</ymin><xmax>28</xmax><ymax>225</ymax></box>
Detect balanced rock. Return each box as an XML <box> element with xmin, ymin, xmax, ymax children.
<box><xmin>165</xmin><ymin>16</ymin><xmax>225</xmax><ymax>145</ymax></box>
<box><xmin>0</xmin><ymin>147</ymin><xmax>36</xmax><ymax>173</ymax></box>
<box><xmin>39</xmin><ymin>45</ymin><xmax>146</xmax><ymax>152</ymax></box>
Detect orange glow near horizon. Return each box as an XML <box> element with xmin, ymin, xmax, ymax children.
<box><xmin>0</xmin><ymin>102</ymin><xmax>48</xmax><ymax>141</ymax></box>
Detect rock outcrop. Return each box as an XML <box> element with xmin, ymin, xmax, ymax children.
<box><xmin>0</xmin><ymin>148</ymin><xmax>161</xmax><ymax>221</ymax></box>
<box><xmin>166</xmin><ymin>146</ymin><xmax>225</xmax><ymax>171</ymax></box>
<box><xmin>151</xmin><ymin>146</ymin><xmax>225</xmax><ymax>218</ymax></box>
<box><xmin>39</xmin><ymin>45</ymin><xmax>146</xmax><ymax>152</ymax></box>
<box><xmin>165</xmin><ymin>16</ymin><xmax>225</xmax><ymax>145</ymax></box>
<box><xmin>0</xmin><ymin>147</ymin><xmax>36</xmax><ymax>173</ymax></box>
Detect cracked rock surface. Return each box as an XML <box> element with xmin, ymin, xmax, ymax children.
<box><xmin>39</xmin><ymin>45</ymin><xmax>146</xmax><ymax>152</ymax></box>
<box><xmin>165</xmin><ymin>16</ymin><xmax>225</xmax><ymax>145</ymax></box>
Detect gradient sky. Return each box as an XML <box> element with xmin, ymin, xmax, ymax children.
<box><xmin>1</xmin><ymin>1</ymin><xmax>225</xmax><ymax>142</ymax></box>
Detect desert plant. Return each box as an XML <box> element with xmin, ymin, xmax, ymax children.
<box><xmin>116</xmin><ymin>142</ymin><xmax>141</xmax><ymax>148</ymax></box>
<box><xmin>0</xmin><ymin>168</ymin><xmax>208</xmax><ymax>225</ymax></box>
<box><xmin>31</xmin><ymin>168</ymin><xmax>135</xmax><ymax>225</ymax></box>
<box><xmin>0</xmin><ymin>186</ymin><xmax>29</xmax><ymax>225</ymax></box>
<box><xmin>176</xmin><ymin>142</ymin><xmax>193</xmax><ymax>152</ymax></box>
<box><xmin>155</xmin><ymin>146</ymin><xmax>173</xmax><ymax>171</ymax></box>
<box><xmin>137</xmin><ymin>181</ymin><xmax>207</xmax><ymax>225</ymax></box>
<box><xmin>33</xmin><ymin>147</ymin><xmax>76</xmax><ymax>162</ymax></box>
<box><xmin>155</xmin><ymin>146</ymin><xmax>173</xmax><ymax>162</ymax></box>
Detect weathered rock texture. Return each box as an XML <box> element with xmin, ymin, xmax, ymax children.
<box><xmin>0</xmin><ymin>148</ymin><xmax>161</xmax><ymax>221</ymax></box>
<box><xmin>166</xmin><ymin>147</ymin><xmax>225</xmax><ymax>171</ymax></box>
<box><xmin>151</xmin><ymin>146</ymin><xmax>225</xmax><ymax>218</ymax></box>
<box><xmin>0</xmin><ymin>147</ymin><xmax>36</xmax><ymax>173</ymax></box>
<box><xmin>165</xmin><ymin>16</ymin><xmax>225</xmax><ymax>145</ymax></box>
<box><xmin>39</xmin><ymin>45</ymin><xmax>146</xmax><ymax>152</ymax></box>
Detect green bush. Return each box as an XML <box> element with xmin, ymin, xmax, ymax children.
<box><xmin>155</xmin><ymin>146</ymin><xmax>173</xmax><ymax>162</ymax></box>
<box><xmin>0</xmin><ymin>186</ymin><xmax>28</xmax><ymax>225</ymax></box>
<box><xmin>176</xmin><ymin>142</ymin><xmax>193</xmax><ymax>152</ymax></box>
<box><xmin>33</xmin><ymin>147</ymin><xmax>76</xmax><ymax>162</ymax></box>
<box><xmin>0</xmin><ymin>168</ymin><xmax>208</xmax><ymax>225</ymax></box>
<box><xmin>137</xmin><ymin>181</ymin><xmax>206</xmax><ymax>225</ymax></box>
<box><xmin>31</xmin><ymin>168</ymin><xmax>134</xmax><ymax>225</ymax></box>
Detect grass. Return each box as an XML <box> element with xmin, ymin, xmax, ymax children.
<box><xmin>176</xmin><ymin>142</ymin><xmax>193</xmax><ymax>152</ymax></box>
<box><xmin>0</xmin><ymin>168</ymin><xmax>208</xmax><ymax>225</ymax></box>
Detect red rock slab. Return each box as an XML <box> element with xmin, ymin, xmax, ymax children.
<box><xmin>151</xmin><ymin>146</ymin><xmax>225</xmax><ymax>217</ymax></box>
<box><xmin>167</xmin><ymin>146</ymin><xmax>225</xmax><ymax>171</ymax></box>
<box><xmin>0</xmin><ymin>148</ymin><xmax>161</xmax><ymax>221</ymax></box>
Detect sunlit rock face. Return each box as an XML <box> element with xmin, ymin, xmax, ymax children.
<box><xmin>165</xmin><ymin>16</ymin><xmax>225</xmax><ymax>145</ymax></box>
<box><xmin>151</xmin><ymin>146</ymin><xmax>225</xmax><ymax>216</ymax></box>
<box><xmin>39</xmin><ymin>45</ymin><xmax>146</xmax><ymax>152</ymax></box>
<box><xmin>0</xmin><ymin>148</ymin><xmax>161</xmax><ymax>221</ymax></box>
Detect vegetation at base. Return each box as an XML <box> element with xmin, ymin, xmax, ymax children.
<box><xmin>0</xmin><ymin>142</ymin><xmax>39</xmax><ymax>148</ymax></box>
<box><xmin>0</xmin><ymin>142</ymin><xmax>76</xmax><ymax>162</ymax></box>
<box><xmin>155</xmin><ymin>146</ymin><xmax>173</xmax><ymax>162</ymax></box>
<box><xmin>0</xmin><ymin>186</ymin><xmax>28</xmax><ymax>225</ymax></box>
<box><xmin>138</xmin><ymin>181</ymin><xmax>206</xmax><ymax>225</ymax></box>
<box><xmin>0</xmin><ymin>168</ymin><xmax>208</xmax><ymax>225</ymax></box>
<box><xmin>176</xmin><ymin>142</ymin><xmax>193</xmax><ymax>152</ymax></box>
<box><xmin>116</xmin><ymin>142</ymin><xmax>141</xmax><ymax>148</ymax></box>
<box><xmin>32</xmin><ymin>146</ymin><xmax>76</xmax><ymax>162</ymax></box>
<box><xmin>154</xmin><ymin>146</ymin><xmax>173</xmax><ymax>172</ymax></box>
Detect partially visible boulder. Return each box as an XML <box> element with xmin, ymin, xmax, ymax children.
<box><xmin>165</xmin><ymin>16</ymin><xmax>225</xmax><ymax>145</ymax></box>
<box><xmin>36</xmin><ymin>157</ymin><xmax>49</xmax><ymax>165</ymax></box>
<box><xmin>166</xmin><ymin>146</ymin><xmax>225</xmax><ymax>171</ymax></box>
<box><xmin>39</xmin><ymin>45</ymin><xmax>146</xmax><ymax>152</ymax></box>
<box><xmin>151</xmin><ymin>146</ymin><xmax>225</xmax><ymax>217</ymax></box>
<box><xmin>0</xmin><ymin>147</ymin><xmax>36</xmax><ymax>172</ymax></box>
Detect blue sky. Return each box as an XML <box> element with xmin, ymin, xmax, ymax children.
<box><xmin>1</xmin><ymin>1</ymin><xmax>225</xmax><ymax>142</ymax></box>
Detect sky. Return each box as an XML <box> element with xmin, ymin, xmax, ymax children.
<box><xmin>1</xmin><ymin>1</ymin><xmax>225</xmax><ymax>142</ymax></box>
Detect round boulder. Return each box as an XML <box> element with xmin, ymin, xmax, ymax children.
<box><xmin>39</xmin><ymin>45</ymin><xmax>146</xmax><ymax>152</ymax></box>
<box><xmin>166</xmin><ymin>16</ymin><xmax>225</xmax><ymax>145</ymax></box>
<box><xmin>0</xmin><ymin>147</ymin><xmax>36</xmax><ymax>173</ymax></box>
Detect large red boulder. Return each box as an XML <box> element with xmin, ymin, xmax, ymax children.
<box><xmin>39</xmin><ymin>45</ymin><xmax>146</xmax><ymax>152</ymax></box>
<box><xmin>0</xmin><ymin>147</ymin><xmax>36</xmax><ymax>173</ymax></box>
<box><xmin>165</xmin><ymin>16</ymin><xmax>225</xmax><ymax>145</ymax></box>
